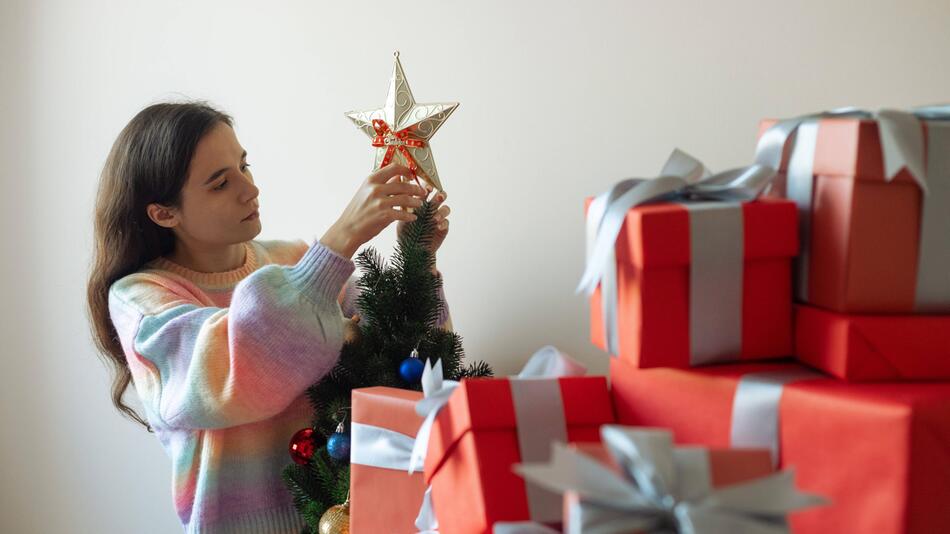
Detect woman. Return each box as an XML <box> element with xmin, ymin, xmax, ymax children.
<box><xmin>86</xmin><ymin>101</ymin><xmax>451</xmax><ymax>533</ymax></box>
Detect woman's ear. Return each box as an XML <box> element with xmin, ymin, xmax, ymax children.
<box><xmin>146</xmin><ymin>203</ymin><xmax>179</xmax><ymax>229</ymax></box>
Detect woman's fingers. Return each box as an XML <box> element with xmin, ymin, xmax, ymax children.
<box><xmin>382</xmin><ymin>194</ymin><xmax>424</xmax><ymax>210</ymax></box>
<box><xmin>433</xmin><ymin>204</ymin><xmax>450</xmax><ymax>222</ymax></box>
<box><xmin>389</xmin><ymin>209</ymin><xmax>418</xmax><ymax>223</ymax></box>
<box><xmin>370</xmin><ymin>163</ymin><xmax>413</xmax><ymax>184</ymax></box>
<box><xmin>343</xmin><ymin>316</ymin><xmax>361</xmax><ymax>343</ymax></box>
<box><xmin>378</xmin><ymin>181</ymin><xmax>427</xmax><ymax>198</ymax></box>
<box><xmin>379</xmin><ymin>178</ymin><xmax>448</xmax><ymax>231</ymax></box>
<box><xmin>431</xmin><ymin>191</ymin><xmax>449</xmax><ymax>231</ymax></box>
<box><xmin>432</xmin><ymin>204</ymin><xmax>450</xmax><ymax>231</ymax></box>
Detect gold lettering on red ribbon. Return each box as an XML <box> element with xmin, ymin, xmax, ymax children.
<box><xmin>372</xmin><ymin>119</ymin><xmax>427</xmax><ymax>182</ymax></box>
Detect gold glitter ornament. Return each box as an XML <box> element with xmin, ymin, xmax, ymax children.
<box><xmin>345</xmin><ymin>50</ymin><xmax>458</xmax><ymax>193</ymax></box>
<box><xmin>317</xmin><ymin>501</ymin><xmax>350</xmax><ymax>534</ymax></box>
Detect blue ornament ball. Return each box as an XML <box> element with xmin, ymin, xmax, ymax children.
<box><xmin>400</xmin><ymin>356</ymin><xmax>425</xmax><ymax>383</ymax></box>
<box><xmin>327</xmin><ymin>431</ymin><xmax>351</xmax><ymax>462</ymax></box>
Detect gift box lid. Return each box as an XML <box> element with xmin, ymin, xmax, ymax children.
<box><xmin>423</xmin><ymin>376</ymin><xmax>614</xmax><ymax>483</ymax></box>
<box><xmin>585</xmin><ymin>197</ymin><xmax>798</xmax><ymax>269</ymax></box>
<box><xmin>352</xmin><ymin>386</ymin><xmax>424</xmax><ymax>438</ymax></box>
<box><xmin>757</xmin><ymin>117</ymin><xmax>944</xmax><ymax>183</ymax></box>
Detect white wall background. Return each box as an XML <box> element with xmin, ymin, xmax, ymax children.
<box><xmin>2</xmin><ymin>0</ymin><xmax>948</xmax><ymax>531</ymax></box>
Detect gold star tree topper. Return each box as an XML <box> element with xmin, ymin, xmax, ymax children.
<box><xmin>345</xmin><ymin>51</ymin><xmax>458</xmax><ymax>192</ymax></box>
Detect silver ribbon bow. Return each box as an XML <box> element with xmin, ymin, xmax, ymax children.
<box><xmin>577</xmin><ymin>149</ymin><xmax>776</xmax><ymax>359</ymax></box>
<box><xmin>753</xmin><ymin>105</ymin><xmax>950</xmax><ymax>306</ymax></box>
<box><xmin>517</xmin><ymin>345</ymin><xmax>588</xmax><ymax>378</ymax></box>
<box><xmin>409</xmin><ymin>358</ymin><xmax>460</xmax><ymax>475</ymax></box>
<box><xmin>510</xmin><ymin>426</ymin><xmax>826</xmax><ymax>534</ymax></box>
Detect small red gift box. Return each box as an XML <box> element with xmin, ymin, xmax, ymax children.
<box><xmin>794</xmin><ymin>304</ymin><xmax>950</xmax><ymax>381</ymax></box>
<box><xmin>350</xmin><ymin>387</ymin><xmax>426</xmax><ymax>534</ymax></box>
<box><xmin>609</xmin><ymin>358</ymin><xmax>950</xmax><ymax>534</ymax></box>
<box><xmin>757</xmin><ymin>117</ymin><xmax>950</xmax><ymax>313</ymax></box>
<box><xmin>423</xmin><ymin>376</ymin><xmax>615</xmax><ymax>533</ymax></box>
<box><xmin>588</xmin><ymin>197</ymin><xmax>798</xmax><ymax>368</ymax></box>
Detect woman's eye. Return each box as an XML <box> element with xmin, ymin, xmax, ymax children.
<box><xmin>213</xmin><ymin>179</ymin><xmax>228</xmax><ymax>191</ymax></box>
<box><xmin>241</xmin><ymin>162</ymin><xmax>251</xmax><ymax>172</ymax></box>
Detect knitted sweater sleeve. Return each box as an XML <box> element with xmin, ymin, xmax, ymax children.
<box><xmin>108</xmin><ymin>239</ymin><xmax>354</xmax><ymax>430</ymax></box>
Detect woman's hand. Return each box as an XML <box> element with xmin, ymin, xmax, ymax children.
<box><xmin>397</xmin><ymin>187</ymin><xmax>450</xmax><ymax>270</ymax></box>
<box><xmin>320</xmin><ymin>164</ymin><xmax>428</xmax><ymax>258</ymax></box>
<box><xmin>343</xmin><ymin>314</ymin><xmax>361</xmax><ymax>344</ymax></box>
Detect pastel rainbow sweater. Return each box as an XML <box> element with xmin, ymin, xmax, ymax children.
<box><xmin>108</xmin><ymin>238</ymin><xmax>450</xmax><ymax>533</ymax></box>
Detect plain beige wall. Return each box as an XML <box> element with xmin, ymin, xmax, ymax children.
<box><xmin>2</xmin><ymin>0</ymin><xmax>948</xmax><ymax>531</ymax></box>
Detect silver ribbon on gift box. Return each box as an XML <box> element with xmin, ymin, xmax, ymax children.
<box><xmin>754</xmin><ymin>105</ymin><xmax>950</xmax><ymax>309</ymax></box>
<box><xmin>350</xmin><ymin>411</ymin><xmax>440</xmax><ymax>532</ymax></box>
<box><xmin>504</xmin><ymin>425</ymin><xmax>826</xmax><ymax>534</ymax></box>
<box><xmin>728</xmin><ymin>369</ymin><xmax>824</xmax><ymax>467</ymax></box>
<box><xmin>577</xmin><ymin>149</ymin><xmax>777</xmax><ymax>361</ymax></box>
<box><xmin>410</xmin><ymin>346</ymin><xmax>588</xmax><ymax>526</ymax></box>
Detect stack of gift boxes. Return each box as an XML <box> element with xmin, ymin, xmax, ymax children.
<box><xmin>600</xmin><ymin>112</ymin><xmax>950</xmax><ymax>533</ymax></box>
<box><xmin>346</xmin><ymin>349</ymin><xmax>812</xmax><ymax>533</ymax></box>
<box><xmin>342</xmin><ymin>109</ymin><xmax>950</xmax><ymax>534</ymax></box>
<box><xmin>348</xmin><ymin>349</ymin><xmax>619</xmax><ymax>533</ymax></box>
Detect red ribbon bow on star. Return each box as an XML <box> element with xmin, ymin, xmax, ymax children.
<box><xmin>372</xmin><ymin>119</ymin><xmax>428</xmax><ymax>187</ymax></box>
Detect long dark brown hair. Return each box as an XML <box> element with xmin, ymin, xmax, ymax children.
<box><xmin>87</xmin><ymin>101</ymin><xmax>233</xmax><ymax>432</ymax></box>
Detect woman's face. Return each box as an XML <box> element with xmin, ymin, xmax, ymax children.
<box><xmin>148</xmin><ymin>122</ymin><xmax>262</xmax><ymax>246</ymax></box>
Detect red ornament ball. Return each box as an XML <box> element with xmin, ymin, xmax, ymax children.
<box><xmin>289</xmin><ymin>428</ymin><xmax>316</xmax><ymax>465</ymax></box>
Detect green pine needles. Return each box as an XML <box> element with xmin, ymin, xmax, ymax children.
<box><xmin>282</xmin><ymin>199</ymin><xmax>493</xmax><ymax>531</ymax></box>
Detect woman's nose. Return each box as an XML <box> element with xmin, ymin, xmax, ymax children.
<box><xmin>242</xmin><ymin>179</ymin><xmax>260</xmax><ymax>203</ymax></box>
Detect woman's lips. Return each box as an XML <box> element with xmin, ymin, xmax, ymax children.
<box><xmin>242</xmin><ymin>210</ymin><xmax>259</xmax><ymax>221</ymax></box>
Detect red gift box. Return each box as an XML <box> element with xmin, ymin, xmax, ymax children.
<box><xmin>609</xmin><ymin>358</ymin><xmax>950</xmax><ymax>534</ymax></box>
<box><xmin>350</xmin><ymin>387</ymin><xmax>426</xmax><ymax>534</ymax></box>
<box><xmin>795</xmin><ymin>304</ymin><xmax>950</xmax><ymax>381</ymax></box>
<box><xmin>588</xmin><ymin>197</ymin><xmax>798</xmax><ymax>368</ymax></box>
<box><xmin>423</xmin><ymin>376</ymin><xmax>615</xmax><ymax>533</ymax></box>
<box><xmin>757</xmin><ymin>117</ymin><xmax>950</xmax><ymax>313</ymax></box>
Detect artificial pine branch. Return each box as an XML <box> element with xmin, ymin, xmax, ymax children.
<box><xmin>284</xmin><ymin>199</ymin><xmax>494</xmax><ymax>525</ymax></box>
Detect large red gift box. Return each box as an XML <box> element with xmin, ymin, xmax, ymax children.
<box><xmin>795</xmin><ymin>304</ymin><xmax>950</xmax><ymax>381</ymax></box>
<box><xmin>609</xmin><ymin>358</ymin><xmax>950</xmax><ymax>534</ymax></box>
<box><xmin>588</xmin><ymin>197</ymin><xmax>798</xmax><ymax>368</ymax></box>
<box><xmin>758</xmin><ymin>117</ymin><xmax>950</xmax><ymax>313</ymax></box>
<box><xmin>350</xmin><ymin>387</ymin><xmax>426</xmax><ymax>534</ymax></box>
<box><xmin>423</xmin><ymin>376</ymin><xmax>615</xmax><ymax>533</ymax></box>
